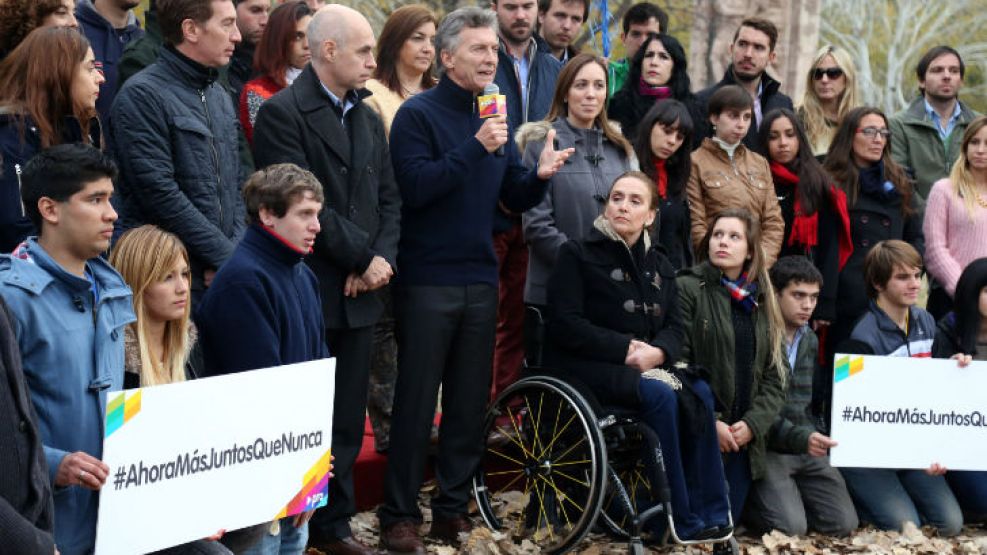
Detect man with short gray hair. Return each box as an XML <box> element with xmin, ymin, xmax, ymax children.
<box><xmin>253</xmin><ymin>5</ymin><xmax>401</xmax><ymax>555</ymax></box>
<box><xmin>378</xmin><ymin>7</ymin><xmax>572</xmax><ymax>553</ymax></box>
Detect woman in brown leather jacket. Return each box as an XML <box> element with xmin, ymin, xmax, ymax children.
<box><xmin>687</xmin><ymin>85</ymin><xmax>784</xmax><ymax>266</ymax></box>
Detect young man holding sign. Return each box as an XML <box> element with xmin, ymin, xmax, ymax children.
<box><xmin>838</xmin><ymin>240</ymin><xmax>963</xmax><ymax>535</ymax></box>
<box><xmin>197</xmin><ymin>163</ymin><xmax>328</xmax><ymax>554</ymax></box>
<box><xmin>745</xmin><ymin>256</ymin><xmax>857</xmax><ymax>536</ymax></box>
<box><xmin>0</xmin><ymin>144</ymin><xmax>136</xmax><ymax>555</ymax></box>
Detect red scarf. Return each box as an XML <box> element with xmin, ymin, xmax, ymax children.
<box><xmin>653</xmin><ymin>158</ymin><xmax>668</xmax><ymax>199</ymax></box>
<box><xmin>771</xmin><ymin>161</ymin><xmax>817</xmax><ymax>250</ymax></box>
<box><xmin>770</xmin><ymin>161</ymin><xmax>853</xmax><ymax>270</ymax></box>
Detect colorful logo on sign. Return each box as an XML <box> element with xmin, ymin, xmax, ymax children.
<box><xmin>106</xmin><ymin>390</ymin><xmax>142</xmax><ymax>437</ymax></box>
<box><xmin>834</xmin><ymin>355</ymin><xmax>864</xmax><ymax>383</ymax></box>
<box><xmin>276</xmin><ymin>448</ymin><xmax>332</xmax><ymax>519</ymax></box>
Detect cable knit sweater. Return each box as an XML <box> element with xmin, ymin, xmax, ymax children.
<box><xmin>922</xmin><ymin>178</ymin><xmax>987</xmax><ymax>296</ymax></box>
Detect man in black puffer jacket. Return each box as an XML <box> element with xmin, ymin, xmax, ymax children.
<box><xmin>111</xmin><ymin>0</ymin><xmax>247</xmax><ymax>303</ymax></box>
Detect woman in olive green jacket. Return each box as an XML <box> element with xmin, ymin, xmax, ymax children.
<box><xmin>676</xmin><ymin>208</ymin><xmax>787</xmax><ymax>522</ymax></box>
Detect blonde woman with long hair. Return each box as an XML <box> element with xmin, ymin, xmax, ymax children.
<box><xmin>110</xmin><ymin>225</ymin><xmax>196</xmax><ymax>388</ymax></box>
<box><xmin>923</xmin><ymin>116</ymin><xmax>987</xmax><ymax>315</ymax></box>
<box><xmin>797</xmin><ymin>45</ymin><xmax>859</xmax><ymax>157</ymax></box>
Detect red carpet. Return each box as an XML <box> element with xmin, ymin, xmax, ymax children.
<box><xmin>352</xmin><ymin>416</ymin><xmax>438</xmax><ymax>511</ymax></box>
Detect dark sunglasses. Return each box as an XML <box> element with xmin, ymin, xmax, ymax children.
<box><xmin>813</xmin><ymin>67</ymin><xmax>844</xmax><ymax>80</ymax></box>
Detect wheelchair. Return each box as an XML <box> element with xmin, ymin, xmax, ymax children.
<box><xmin>471</xmin><ymin>308</ymin><xmax>738</xmax><ymax>554</ymax></box>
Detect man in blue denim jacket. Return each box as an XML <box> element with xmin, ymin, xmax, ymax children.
<box><xmin>0</xmin><ymin>144</ymin><xmax>135</xmax><ymax>555</ymax></box>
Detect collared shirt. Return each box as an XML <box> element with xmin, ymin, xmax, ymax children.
<box><xmin>320</xmin><ymin>82</ymin><xmax>357</xmax><ymax>127</ymax></box>
<box><xmin>785</xmin><ymin>325</ymin><xmax>807</xmax><ymax>376</ymax></box>
<box><xmin>924</xmin><ymin>97</ymin><xmax>962</xmax><ymax>140</ymax></box>
<box><xmin>506</xmin><ymin>38</ymin><xmax>535</xmax><ymax>116</ymax></box>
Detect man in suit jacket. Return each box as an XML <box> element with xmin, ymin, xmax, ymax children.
<box><xmin>252</xmin><ymin>6</ymin><xmax>401</xmax><ymax>555</ymax></box>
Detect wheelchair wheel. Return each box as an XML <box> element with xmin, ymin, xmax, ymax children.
<box><xmin>473</xmin><ymin>375</ymin><xmax>607</xmax><ymax>554</ymax></box>
<box><xmin>599</xmin><ymin>422</ymin><xmax>667</xmax><ymax>540</ymax></box>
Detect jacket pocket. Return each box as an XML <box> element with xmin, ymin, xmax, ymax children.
<box><xmin>700</xmin><ymin>170</ymin><xmax>731</xmax><ymax>189</ymax></box>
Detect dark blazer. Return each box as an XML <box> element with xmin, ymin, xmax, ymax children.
<box><xmin>253</xmin><ymin>65</ymin><xmax>401</xmax><ymax>330</ymax></box>
<box><xmin>545</xmin><ymin>225</ymin><xmax>683</xmax><ymax>405</ymax></box>
<box><xmin>0</xmin><ymin>296</ymin><xmax>55</xmax><ymax>554</ymax></box>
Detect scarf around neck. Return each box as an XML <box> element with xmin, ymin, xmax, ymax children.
<box><xmin>858</xmin><ymin>159</ymin><xmax>899</xmax><ymax>200</ymax></box>
<box><xmin>638</xmin><ymin>79</ymin><xmax>672</xmax><ymax>99</ymax></box>
<box><xmin>771</xmin><ymin>161</ymin><xmax>818</xmax><ymax>250</ymax></box>
<box><xmin>721</xmin><ymin>271</ymin><xmax>759</xmax><ymax>313</ymax></box>
<box><xmin>653</xmin><ymin>158</ymin><xmax>668</xmax><ymax>199</ymax></box>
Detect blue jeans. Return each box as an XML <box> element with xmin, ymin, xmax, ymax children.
<box><xmin>637</xmin><ymin>377</ymin><xmax>730</xmax><ymax>538</ymax></box>
<box><xmin>947</xmin><ymin>471</ymin><xmax>987</xmax><ymax>517</ymax></box>
<box><xmin>840</xmin><ymin>467</ymin><xmax>962</xmax><ymax>535</ymax></box>
<box><xmin>239</xmin><ymin>518</ymin><xmax>308</xmax><ymax>555</ymax></box>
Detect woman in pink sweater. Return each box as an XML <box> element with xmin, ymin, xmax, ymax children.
<box><xmin>924</xmin><ymin>115</ymin><xmax>987</xmax><ymax>316</ymax></box>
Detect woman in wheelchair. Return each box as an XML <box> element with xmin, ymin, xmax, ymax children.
<box><xmin>676</xmin><ymin>208</ymin><xmax>788</xmax><ymax>522</ymax></box>
<box><xmin>544</xmin><ymin>171</ymin><xmax>731</xmax><ymax>541</ymax></box>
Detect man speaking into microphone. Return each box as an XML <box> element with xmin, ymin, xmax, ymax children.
<box><xmin>379</xmin><ymin>7</ymin><xmax>573</xmax><ymax>552</ymax></box>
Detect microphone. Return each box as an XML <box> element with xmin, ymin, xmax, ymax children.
<box><xmin>478</xmin><ymin>83</ymin><xmax>507</xmax><ymax>157</ymax></box>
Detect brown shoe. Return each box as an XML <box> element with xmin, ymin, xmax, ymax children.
<box><xmin>428</xmin><ymin>515</ymin><xmax>473</xmax><ymax>545</ymax></box>
<box><xmin>318</xmin><ymin>536</ymin><xmax>379</xmax><ymax>555</ymax></box>
<box><xmin>381</xmin><ymin>521</ymin><xmax>424</xmax><ymax>554</ymax></box>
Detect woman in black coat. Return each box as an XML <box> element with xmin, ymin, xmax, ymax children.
<box><xmin>545</xmin><ymin>171</ymin><xmax>730</xmax><ymax>541</ymax></box>
<box><xmin>756</xmin><ymin>108</ymin><xmax>852</xmax><ymax>324</ymax></box>
<box><xmin>931</xmin><ymin>258</ymin><xmax>987</xmax><ymax>520</ymax></box>
<box><xmin>608</xmin><ymin>33</ymin><xmax>704</xmax><ymax>148</ymax></box>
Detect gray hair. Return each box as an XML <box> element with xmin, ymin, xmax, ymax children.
<box><xmin>434</xmin><ymin>7</ymin><xmax>497</xmax><ymax>75</ymax></box>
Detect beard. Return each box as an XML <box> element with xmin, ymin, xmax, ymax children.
<box><xmin>924</xmin><ymin>89</ymin><xmax>958</xmax><ymax>103</ymax></box>
<box><xmin>732</xmin><ymin>65</ymin><xmax>763</xmax><ymax>84</ymax></box>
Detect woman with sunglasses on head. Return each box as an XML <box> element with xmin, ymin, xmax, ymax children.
<box><xmin>608</xmin><ymin>33</ymin><xmax>704</xmax><ymax>147</ymax></box>
<box><xmin>797</xmin><ymin>46</ymin><xmax>859</xmax><ymax>159</ymax></box>
<box><xmin>634</xmin><ymin>99</ymin><xmax>696</xmax><ymax>270</ymax></box>
<box><xmin>818</xmin><ymin>107</ymin><xmax>924</xmax><ymax>421</ymax></box>
<box><xmin>756</xmin><ymin>108</ymin><xmax>853</xmax><ymax>325</ymax></box>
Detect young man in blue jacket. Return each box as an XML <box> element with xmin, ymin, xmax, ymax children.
<box><xmin>196</xmin><ymin>163</ymin><xmax>328</xmax><ymax>554</ymax></box>
<box><xmin>0</xmin><ymin>144</ymin><xmax>136</xmax><ymax>555</ymax></box>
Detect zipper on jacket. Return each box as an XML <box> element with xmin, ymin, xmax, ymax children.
<box><xmin>15</xmin><ymin>163</ymin><xmax>24</xmax><ymax>216</ymax></box>
<box><xmin>200</xmin><ymin>89</ymin><xmax>225</xmax><ymax>231</ymax></box>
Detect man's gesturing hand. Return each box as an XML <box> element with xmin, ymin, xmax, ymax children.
<box><xmin>537</xmin><ymin>129</ymin><xmax>575</xmax><ymax>179</ymax></box>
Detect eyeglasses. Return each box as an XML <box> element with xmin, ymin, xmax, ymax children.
<box><xmin>813</xmin><ymin>67</ymin><xmax>844</xmax><ymax>80</ymax></box>
<box><xmin>856</xmin><ymin>127</ymin><xmax>891</xmax><ymax>139</ymax></box>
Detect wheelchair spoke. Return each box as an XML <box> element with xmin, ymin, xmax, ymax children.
<box><xmin>524</xmin><ymin>393</ymin><xmax>546</xmax><ymax>460</ymax></box>
<box><xmin>552</xmin><ymin>468</ymin><xmax>591</xmax><ymax>488</ymax></box>
<box><xmin>535</xmin><ymin>411</ymin><xmax>579</xmax><ymax>460</ymax></box>
<box><xmin>531</xmin><ymin>477</ymin><xmax>557</xmax><ymax>543</ymax></box>
<box><xmin>504</xmin><ymin>406</ymin><xmax>538</xmax><ymax>460</ymax></box>
<box><xmin>487</xmin><ymin>447</ymin><xmax>527</xmax><ymax>468</ymax></box>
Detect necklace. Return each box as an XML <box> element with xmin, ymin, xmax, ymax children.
<box><xmin>976</xmin><ymin>192</ymin><xmax>987</xmax><ymax>208</ymax></box>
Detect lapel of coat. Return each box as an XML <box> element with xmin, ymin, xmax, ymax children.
<box><xmin>295</xmin><ymin>66</ymin><xmax>351</xmax><ymax>166</ymax></box>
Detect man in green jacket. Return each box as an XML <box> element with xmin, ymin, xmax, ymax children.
<box><xmin>745</xmin><ymin>256</ymin><xmax>857</xmax><ymax>536</ymax></box>
<box><xmin>890</xmin><ymin>45</ymin><xmax>980</xmax><ymax>200</ymax></box>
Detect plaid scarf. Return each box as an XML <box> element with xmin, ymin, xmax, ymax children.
<box><xmin>721</xmin><ymin>271</ymin><xmax>758</xmax><ymax>313</ymax></box>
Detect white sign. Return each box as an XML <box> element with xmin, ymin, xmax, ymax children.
<box><xmin>95</xmin><ymin>358</ymin><xmax>335</xmax><ymax>555</ymax></box>
<box><xmin>830</xmin><ymin>354</ymin><xmax>987</xmax><ymax>470</ymax></box>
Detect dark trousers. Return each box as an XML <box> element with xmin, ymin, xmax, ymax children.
<box><xmin>308</xmin><ymin>326</ymin><xmax>374</xmax><ymax>542</ymax></box>
<box><xmin>723</xmin><ymin>449</ymin><xmax>752</xmax><ymax>523</ymax></box>
<box><xmin>379</xmin><ymin>284</ymin><xmax>497</xmax><ymax>527</ymax></box>
<box><xmin>637</xmin><ymin>378</ymin><xmax>730</xmax><ymax>538</ymax></box>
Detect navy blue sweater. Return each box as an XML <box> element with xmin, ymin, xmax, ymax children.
<box><xmin>389</xmin><ymin>75</ymin><xmax>549</xmax><ymax>286</ymax></box>
<box><xmin>196</xmin><ymin>225</ymin><xmax>329</xmax><ymax>376</ymax></box>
